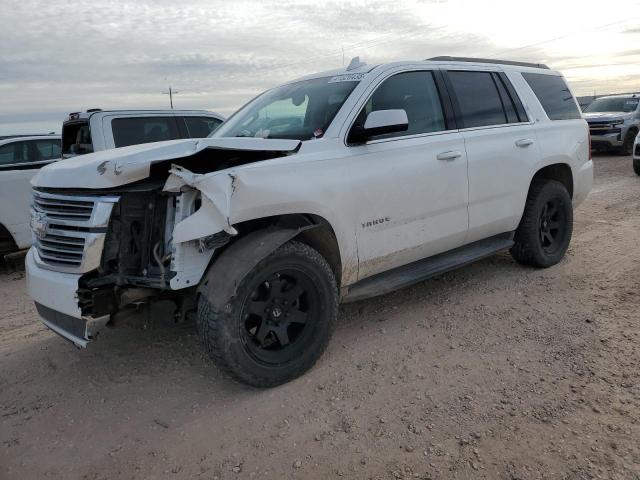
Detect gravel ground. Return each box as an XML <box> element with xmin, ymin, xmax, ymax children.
<box><xmin>1</xmin><ymin>153</ymin><xmax>639</xmax><ymax>480</ymax></box>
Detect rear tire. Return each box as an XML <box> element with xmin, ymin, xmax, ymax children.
<box><xmin>510</xmin><ymin>180</ymin><xmax>573</xmax><ymax>268</ymax></box>
<box><xmin>197</xmin><ymin>241</ymin><xmax>338</xmax><ymax>387</ymax></box>
<box><xmin>633</xmin><ymin>158</ymin><xmax>640</xmax><ymax>176</ymax></box>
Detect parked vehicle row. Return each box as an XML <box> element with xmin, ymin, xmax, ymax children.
<box><xmin>0</xmin><ymin>110</ymin><xmax>224</xmax><ymax>254</ymax></box>
<box><xmin>25</xmin><ymin>57</ymin><xmax>593</xmax><ymax>387</ymax></box>
<box><xmin>584</xmin><ymin>93</ymin><xmax>640</xmax><ymax>155</ymax></box>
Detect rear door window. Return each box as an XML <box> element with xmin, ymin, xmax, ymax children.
<box><xmin>112</xmin><ymin>117</ymin><xmax>181</xmax><ymax>148</ymax></box>
<box><xmin>32</xmin><ymin>139</ymin><xmax>62</xmax><ymax>160</ymax></box>
<box><xmin>522</xmin><ymin>73</ymin><xmax>581</xmax><ymax>120</ymax></box>
<box><xmin>181</xmin><ymin>116</ymin><xmax>223</xmax><ymax>138</ymax></box>
<box><xmin>447</xmin><ymin>71</ymin><xmax>509</xmax><ymax>128</ymax></box>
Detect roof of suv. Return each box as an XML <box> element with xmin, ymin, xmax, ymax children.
<box><xmin>595</xmin><ymin>93</ymin><xmax>640</xmax><ymax>99</ymax></box>
<box><xmin>0</xmin><ymin>135</ymin><xmax>61</xmax><ymax>146</ymax></box>
<box><xmin>288</xmin><ymin>57</ymin><xmax>558</xmax><ymax>85</ymax></box>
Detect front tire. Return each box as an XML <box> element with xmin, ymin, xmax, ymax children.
<box><xmin>620</xmin><ymin>129</ymin><xmax>637</xmax><ymax>156</ymax></box>
<box><xmin>510</xmin><ymin>180</ymin><xmax>573</xmax><ymax>268</ymax></box>
<box><xmin>197</xmin><ymin>241</ymin><xmax>338</xmax><ymax>387</ymax></box>
<box><xmin>633</xmin><ymin>158</ymin><xmax>640</xmax><ymax>176</ymax></box>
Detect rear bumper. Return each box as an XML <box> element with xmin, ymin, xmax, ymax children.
<box><xmin>26</xmin><ymin>248</ymin><xmax>107</xmax><ymax>347</ymax></box>
<box><xmin>573</xmin><ymin>160</ymin><xmax>594</xmax><ymax>209</ymax></box>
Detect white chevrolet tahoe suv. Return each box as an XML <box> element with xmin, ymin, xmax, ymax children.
<box><xmin>27</xmin><ymin>57</ymin><xmax>593</xmax><ymax>387</ymax></box>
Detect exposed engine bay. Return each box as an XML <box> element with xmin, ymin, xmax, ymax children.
<box><xmin>37</xmin><ymin>140</ymin><xmax>303</xmax><ymax>320</ymax></box>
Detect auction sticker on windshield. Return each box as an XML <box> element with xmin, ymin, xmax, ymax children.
<box><xmin>329</xmin><ymin>73</ymin><xmax>366</xmax><ymax>83</ymax></box>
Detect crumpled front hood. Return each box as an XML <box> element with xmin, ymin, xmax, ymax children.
<box><xmin>583</xmin><ymin>112</ymin><xmax>630</xmax><ymax>122</ymax></box>
<box><xmin>32</xmin><ymin>137</ymin><xmax>301</xmax><ymax>189</ymax></box>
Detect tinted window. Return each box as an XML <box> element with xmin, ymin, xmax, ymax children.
<box><xmin>522</xmin><ymin>73</ymin><xmax>581</xmax><ymax>120</ymax></box>
<box><xmin>448</xmin><ymin>71</ymin><xmax>507</xmax><ymax>128</ymax></box>
<box><xmin>183</xmin><ymin>116</ymin><xmax>223</xmax><ymax>138</ymax></box>
<box><xmin>112</xmin><ymin>117</ymin><xmax>180</xmax><ymax>148</ymax></box>
<box><xmin>494</xmin><ymin>75</ymin><xmax>520</xmax><ymax>123</ymax></box>
<box><xmin>32</xmin><ymin>140</ymin><xmax>61</xmax><ymax>160</ymax></box>
<box><xmin>0</xmin><ymin>142</ymin><xmax>28</xmax><ymax>165</ymax></box>
<box><xmin>350</xmin><ymin>71</ymin><xmax>446</xmax><ymax>141</ymax></box>
<box><xmin>62</xmin><ymin>121</ymin><xmax>93</xmax><ymax>156</ymax></box>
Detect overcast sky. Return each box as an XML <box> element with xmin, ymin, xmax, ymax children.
<box><xmin>2</xmin><ymin>0</ymin><xmax>640</xmax><ymax>135</ymax></box>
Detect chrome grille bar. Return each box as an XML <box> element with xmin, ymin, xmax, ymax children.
<box><xmin>31</xmin><ymin>190</ymin><xmax>119</xmax><ymax>274</ymax></box>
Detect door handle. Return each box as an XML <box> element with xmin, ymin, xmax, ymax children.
<box><xmin>515</xmin><ymin>138</ymin><xmax>534</xmax><ymax>148</ymax></box>
<box><xmin>436</xmin><ymin>150</ymin><xmax>462</xmax><ymax>161</ymax></box>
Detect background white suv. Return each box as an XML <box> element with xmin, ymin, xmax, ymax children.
<box><xmin>27</xmin><ymin>57</ymin><xmax>592</xmax><ymax>387</ymax></box>
<box><xmin>0</xmin><ymin>135</ymin><xmax>61</xmax><ymax>254</ymax></box>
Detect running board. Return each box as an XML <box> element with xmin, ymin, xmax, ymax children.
<box><xmin>343</xmin><ymin>233</ymin><xmax>514</xmax><ymax>303</ymax></box>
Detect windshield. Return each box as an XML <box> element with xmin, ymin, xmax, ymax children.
<box><xmin>212</xmin><ymin>76</ymin><xmax>361</xmax><ymax>141</ymax></box>
<box><xmin>584</xmin><ymin>97</ymin><xmax>639</xmax><ymax>113</ymax></box>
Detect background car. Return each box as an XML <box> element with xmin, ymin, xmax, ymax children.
<box><xmin>0</xmin><ymin>135</ymin><xmax>61</xmax><ymax>254</ymax></box>
<box><xmin>584</xmin><ymin>94</ymin><xmax>640</xmax><ymax>155</ymax></box>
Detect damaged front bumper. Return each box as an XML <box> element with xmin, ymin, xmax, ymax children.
<box><xmin>26</xmin><ymin>248</ymin><xmax>107</xmax><ymax>347</ymax></box>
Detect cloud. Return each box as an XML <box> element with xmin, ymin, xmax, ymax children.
<box><xmin>1</xmin><ymin>0</ymin><xmax>638</xmax><ymax>134</ymax></box>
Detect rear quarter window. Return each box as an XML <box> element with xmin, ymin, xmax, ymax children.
<box><xmin>522</xmin><ymin>73</ymin><xmax>581</xmax><ymax>120</ymax></box>
<box><xmin>182</xmin><ymin>116</ymin><xmax>223</xmax><ymax>138</ymax></box>
<box><xmin>33</xmin><ymin>140</ymin><xmax>61</xmax><ymax>160</ymax></box>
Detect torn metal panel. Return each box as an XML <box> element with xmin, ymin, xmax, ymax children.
<box><xmin>165</xmin><ymin>166</ymin><xmax>238</xmax><ymax>241</ymax></box>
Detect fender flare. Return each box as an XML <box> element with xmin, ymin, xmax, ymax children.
<box><xmin>197</xmin><ymin>225</ymin><xmax>317</xmax><ymax>309</ymax></box>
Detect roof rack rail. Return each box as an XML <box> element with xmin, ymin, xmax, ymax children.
<box><xmin>427</xmin><ymin>56</ymin><xmax>550</xmax><ymax>70</ymax></box>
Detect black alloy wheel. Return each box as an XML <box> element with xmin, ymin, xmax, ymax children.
<box><xmin>510</xmin><ymin>179</ymin><xmax>573</xmax><ymax>268</ymax></box>
<box><xmin>538</xmin><ymin>198</ymin><xmax>567</xmax><ymax>255</ymax></box>
<box><xmin>197</xmin><ymin>241</ymin><xmax>338</xmax><ymax>387</ymax></box>
<box><xmin>241</xmin><ymin>270</ymin><xmax>317</xmax><ymax>365</ymax></box>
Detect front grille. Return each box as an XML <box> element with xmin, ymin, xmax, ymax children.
<box><xmin>37</xmin><ymin>233</ymin><xmax>86</xmax><ymax>267</ymax></box>
<box><xmin>587</xmin><ymin>121</ymin><xmax>621</xmax><ymax>136</ymax></box>
<box><xmin>31</xmin><ymin>190</ymin><xmax>119</xmax><ymax>273</ymax></box>
<box><xmin>33</xmin><ymin>195</ymin><xmax>94</xmax><ymax>221</ymax></box>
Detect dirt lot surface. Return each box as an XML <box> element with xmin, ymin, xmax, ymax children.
<box><xmin>2</xmin><ymin>154</ymin><xmax>640</xmax><ymax>480</ymax></box>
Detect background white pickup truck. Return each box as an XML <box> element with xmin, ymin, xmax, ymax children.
<box><xmin>61</xmin><ymin>109</ymin><xmax>225</xmax><ymax>158</ymax></box>
<box><xmin>0</xmin><ymin>109</ymin><xmax>224</xmax><ymax>254</ymax></box>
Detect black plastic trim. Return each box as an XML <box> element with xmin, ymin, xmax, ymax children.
<box><xmin>343</xmin><ymin>232</ymin><xmax>515</xmax><ymax>302</ymax></box>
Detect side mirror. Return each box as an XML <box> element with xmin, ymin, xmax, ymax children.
<box><xmin>350</xmin><ymin>109</ymin><xmax>409</xmax><ymax>143</ymax></box>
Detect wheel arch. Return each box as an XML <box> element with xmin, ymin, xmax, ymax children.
<box><xmin>0</xmin><ymin>222</ymin><xmax>18</xmax><ymax>255</ymax></box>
<box><xmin>230</xmin><ymin>213</ymin><xmax>343</xmax><ymax>286</ymax></box>
<box><xmin>530</xmin><ymin>163</ymin><xmax>574</xmax><ymax>199</ymax></box>
<box><xmin>198</xmin><ymin>213</ymin><xmax>346</xmax><ymax>309</ymax></box>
